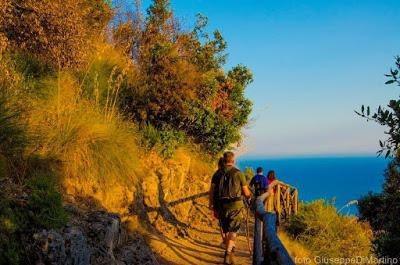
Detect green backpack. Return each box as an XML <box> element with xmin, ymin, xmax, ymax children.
<box><xmin>218</xmin><ymin>167</ymin><xmax>241</xmax><ymax>201</ymax></box>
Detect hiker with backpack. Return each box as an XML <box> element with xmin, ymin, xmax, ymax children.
<box><xmin>249</xmin><ymin>167</ymin><xmax>267</xmax><ymax>198</ymax></box>
<box><xmin>209</xmin><ymin>157</ymin><xmax>227</xmax><ymax>245</ymax></box>
<box><xmin>209</xmin><ymin>151</ymin><xmax>251</xmax><ymax>265</ymax></box>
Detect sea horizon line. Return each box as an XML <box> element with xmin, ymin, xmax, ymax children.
<box><xmin>237</xmin><ymin>153</ymin><xmax>390</xmax><ymax>160</ymax></box>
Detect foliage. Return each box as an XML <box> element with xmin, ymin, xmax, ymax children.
<box><xmin>278</xmin><ymin>231</ymin><xmax>317</xmax><ymax>265</ymax></box>
<box><xmin>0</xmin><ymin>0</ymin><xmax>255</xmax><ymax>261</ymax></box>
<box><xmin>0</xmin><ymin>97</ymin><xmax>26</xmax><ymax>158</ymax></box>
<box><xmin>356</xmin><ymin>56</ymin><xmax>400</xmax><ymax>158</ymax></box>
<box><xmin>0</xmin><ymin>89</ymin><xmax>24</xmax><ymax>264</ymax></box>
<box><xmin>13</xmin><ymin>52</ymin><xmax>54</xmax><ymax>80</ymax></box>
<box><xmin>287</xmin><ymin>200</ymin><xmax>374</xmax><ymax>262</ymax></box>
<box><xmin>0</xmin><ymin>84</ymin><xmax>68</xmax><ymax>263</ymax></box>
<box><xmin>355</xmin><ymin>56</ymin><xmax>400</xmax><ymax>258</ymax></box>
<box><xmin>0</xmin><ymin>0</ymin><xmax>112</xmax><ymax>69</ymax></box>
<box><xmin>26</xmin><ymin>173</ymin><xmax>68</xmax><ymax>229</ymax></box>
<box><xmin>74</xmin><ymin>43</ymin><xmax>137</xmax><ymax>117</ymax></box>
<box><xmin>0</xmin><ymin>75</ymin><xmax>27</xmax><ymax>181</ymax></box>
<box><xmin>358</xmin><ymin>158</ymin><xmax>400</xmax><ymax>258</ymax></box>
<box><xmin>27</xmin><ymin>74</ymin><xmax>139</xmax><ymax>185</ymax></box>
<box><xmin>140</xmin><ymin>123</ymin><xmax>185</xmax><ymax>158</ymax></box>
<box><xmin>0</xmin><ymin>173</ymin><xmax>68</xmax><ymax>264</ymax></box>
<box><xmin>0</xmin><ymin>196</ymin><xmax>24</xmax><ymax>265</ymax></box>
<box><xmin>0</xmin><ymin>52</ymin><xmax>22</xmax><ymax>99</ymax></box>
<box><xmin>113</xmin><ymin>0</ymin><xmax>253</xmax><ymax>154</ymax></box>
<box><xmin>244</xmin><ymin>167</ymin><xmax>255</xmax><ymax>183</ymax></box>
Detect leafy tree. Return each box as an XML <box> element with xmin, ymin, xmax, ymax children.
<box><xmin>0</xmin><ymin>0</ymin><xmax>112</xmax><ymax>68</ymax></box>
<box><xmin>113</xmin><ymin>0</ymin><xmax>253</xmax><ymax>154</ymax></box>
<box><xmin>356</xmin><ymin>56</ymin><xmax>400</xmax><ymax>158</ymax></box>
<box><xmin>357</xmin><ymin>57</ymin><xmax>400</xmax><ymax>258</ymax></box>
<box><xmin>358</xmin><ymin>158</ymin><xmax>400</xmax><ymax>258</ymax></box>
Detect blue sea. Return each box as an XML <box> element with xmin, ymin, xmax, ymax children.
<box><xmin>237</xmin><ymin>156</ymin><xmax>388</xmax><ymax>215</ymax></box>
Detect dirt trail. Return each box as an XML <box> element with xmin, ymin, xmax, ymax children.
<box><xmin>149</xmin><ymin>217</ymin><xmax>253</xmax><ymax>265</ymax></box>
<box><xmin>135</xmin><ymin>154</ymin><xmax>254</xmax><ymax>265</ymax></box>
<box><xmin>146</xmin><ymin>201</ymin><xmax>254</xmax><ymax>265</ymax></box>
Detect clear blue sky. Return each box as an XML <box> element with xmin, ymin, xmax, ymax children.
<box><xmin>142</xmin><ymin>0</ymin><xmax>400</xmax><ymax>157</ymax></box>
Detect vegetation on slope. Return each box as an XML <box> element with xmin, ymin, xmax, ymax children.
<box><xmin>112</xmin><ymin>1</ymin><xmax>253</xmax><ymax>155</ymax></box>
<box><xmin>0</xmin><ymin>0</ymin><xmax>385</xmax><ymax>263</ymax></box>
<box><xmin>356</xmin><ymin>57</ymin><xmax>400</xmax><ymax>258</ymax></box>
<box><xmin>0</xmin><ymin>0</ymin><xmax>253</xmax><ymax>263</ymax></box>
<box><xmin>286</xmin><ymin>200</ymin><xmax>374</xmax><ymax>263</ymax></box>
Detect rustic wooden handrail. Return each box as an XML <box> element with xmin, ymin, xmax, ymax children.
<box><xmin>265</xmin><ymin>181</ymin><xmax>298</xmax><ymax>224</ymax></box>
<box><xmin>253</xmin><ymin>181</ymin><xmax>297</xmax><ymax>265</ymax></box>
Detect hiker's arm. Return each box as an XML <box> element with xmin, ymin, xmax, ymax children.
<box><xmin>209</xmin><ymin>184</ymin><xmax>215</xmax><ymax>209</ymax></box>
<box><xmin>239</xmin><ymin>171</ymin><xmax>251</xmax><ymax>199</ymax></box>
<box><xmin>242</xmin><ymin>185</ymin><xmax>251</xmax><ymax>199</ymax></box>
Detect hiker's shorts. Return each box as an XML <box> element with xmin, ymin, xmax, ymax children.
<box><xmin>219</xmin><ymin>208</ymin><xmax>243</xmax><ymax>233</ymax></box>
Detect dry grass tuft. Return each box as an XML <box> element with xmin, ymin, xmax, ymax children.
<box><xmin>27</xmin><ymin>73</ymin><xmax>139</xmax><ymax>189</ymax></box>
<box><xmin>279</xmin><ymin>231</ymin><xmax>317</xmax><ymax>265</ymax></box>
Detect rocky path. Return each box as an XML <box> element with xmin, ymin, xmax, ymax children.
<box><xmin>147</xmin><ymin>206</ymin><xmax>254</xmax><ymax>265</ymax></box>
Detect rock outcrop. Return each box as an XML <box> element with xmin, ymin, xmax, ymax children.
<box><xmin>31</xmin><ymin>209</ymin><xmax>158</xmax><ymax>265</ymax></box>
<box><xmin>32</xmin><ymin>227</ymin><xmax>90</xmax><ymax>265</ymax></box>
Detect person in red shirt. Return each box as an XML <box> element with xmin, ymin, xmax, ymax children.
<box><xmin>267</xmin><ymin>170</ymin><xmax>277</xmax><ymax>192</ymax></box>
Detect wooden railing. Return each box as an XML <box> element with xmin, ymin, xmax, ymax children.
<box><xmin>253</xmin><ymin>181</ymin><xmax>298</xmax><ymax>265</ymax></box>
<box><xmin>266</xmin><ymin>182</ymin><xmax>298</xmax><ymax>225</ymax></box>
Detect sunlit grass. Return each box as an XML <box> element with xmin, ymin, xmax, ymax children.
<box><xmin>286</xmin><ymin>200</ymin><xmax>374</xmax><ymax>260</ymax></box>
<box><xmin>278</xmin><ymin>231</ymin><xmax>317</xmax><ymax>265</ymax></box>
<box><xmin>27</xmin><ymin>72</ymin><xmax>138</xmax><ymax>187</ymax></box>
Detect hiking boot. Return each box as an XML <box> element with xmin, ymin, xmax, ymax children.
<box><xmin>223</xmin><ymin>250</ymin><xmax>235</xmax><ymax>265</ymax></box>
<box><xmin>223</xmin><ymin>251</ymin><xmax>231</xmax><ymax>265</ymax></box>
<box><xmin>230</xmin><ymin>247</ymin><xmax>235</xmax><ymax>265</ymax></box>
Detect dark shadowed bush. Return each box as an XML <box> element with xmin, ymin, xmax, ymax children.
<box><xmin>26</xmin><ymin>174</ymin><xmax>68</xmax><ymax>229</ymax></box>
<box><xmin>0</xmin><ymin>173</ymin><xmax>68</xmax><ymax>264</ymax></box>
<box><xmin>358</xmin><ymin>158</ymin><xmax>400</xmax><ymax>258</ymax></box>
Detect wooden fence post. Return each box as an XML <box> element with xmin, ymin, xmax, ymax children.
<box><xmin>292</xmin><ymin>188</ymin><xmax>298</xmax><ymax>215</ymax></box>
<box><xmin>275</xmin><ymin>184</ymin><xmax>281</xmax><ymax>224</ymax></box>
<box><xmin>286</xmin><ymin>187</ymin><xmax>291</xmax><ymax>218</ymax></box>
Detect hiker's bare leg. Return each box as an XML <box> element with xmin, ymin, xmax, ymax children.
<box><xmin>223</xmin><ymin>232</ymin><xmax>237</xmax><ymax>264</ymax></box>
<box><xmin>226</xmin><ymin>232</ymin><xmax>237</xmax><ymax>252</ymax></box>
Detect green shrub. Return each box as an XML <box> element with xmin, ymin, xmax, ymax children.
<box><xmin>358</xmin><ymin>158</ymin><xmax>400</xmax><ymax>258</ymax></box>
<box><xmin>0</xmin><ymin>98</ymin><xmax>26</xmax><ymax>158</ymax></box>
<box><xmin>244</xmin><ymin>167</ymin><xmax>254</xmax><ymax>183</ymax></box>
<box><xmin>0</xmin><ymin>91</ymin><xmax>27</xmax><ymax>182</ymax></box>
<box><xmin>286</xmin><ymin>200</ymin><xmax>374</xmax><ymax>262</ymax></box>
<box><xmin>0</xmin><ymin>197</ymin><xmax>24</xmax><ymax>265</ymax></box>
<box><xmin>26</xmin><ymin>174</ymin><xmax>68</xmax><ymax>229</ymax></box>
<box><xmin>0</xmin><ymin>173</ymin><xmax>68</xmax><ymax>264</ymax></box>
<box><xmin>140</xmin><ymin>122</ymin><xmax>185</xmax><ymax>158</ymax></box>
<box><xmin>0</xmin><ymin>155</ymin><xmax>6</xmax><ymax>180</ymax></box>
<box><xmin>13</xmin><ymin>52</ymin><xmax>54</xmax><ymax>80</ymax></box>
